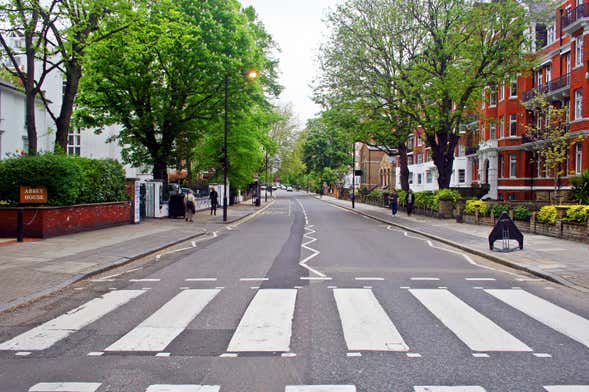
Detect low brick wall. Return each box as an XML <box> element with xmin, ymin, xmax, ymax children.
<box><xmin>0</xmin><ymin>202</ymin><xmax>132</xmax><ymax>238</ymax></box>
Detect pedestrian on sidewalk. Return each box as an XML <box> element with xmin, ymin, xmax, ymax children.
<box><xmin>405</xmin><ymin>188</ymin><xmax>414</xmax><ymax>216</ymax></box>
<box><xmin>389</xmin><ymin>190</ymin><xmax>398</xmax><ymax>216</ymax></box>
<box><xmin>185</xmin><ymin>190</ymin><xmax>196</xmax><ymax>222</ymax></box>
<box><xmin>209</xmin><ymin>187</ymin><xmax>218</xmax><ymax>216</ymax></box>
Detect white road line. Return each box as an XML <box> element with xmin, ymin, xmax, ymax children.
<box><xmin>239</xmin><ymin>278</ymin><xmax>268</xmax><ymax>282</ymax></box>
<box><xmin>219</xmin><ymin>353</ymin><xmax>238</xmax><ymax>358</ymax></box>
<box><xmin>286</xmin><ymin>386</ymin><xmax>356</xmax><ymax>392</ymax></box>
<box><xmin>87</xmin><ymin>352</ymin><xmax>103</xmax><ymax>356</ymax></box>
<box><xmin>185</xmin><ymin>278</ymin><xmax>217</xmax><ymax>282</ymax></box>
<box><xmin>29</xmin><ymin>383</ymin><xmax>102</xmax><ymax>392</ymax></box>
<box><xmin>544</xmin><ymin>387</ymin><xmax>589</xmax><ymax>392</ymax></box>
<box><xmin>406</xmin><ymin>353</ymin><xmax>422</xmax><ymax>357</ymax></box>
<box><xmin>534</xmin><ymin>353</ymin><xmax>552</xmax><ymax>358</ymax></box>
<box><xmin>300</xmin><ymin>277</ymin><xmax>332</xmax><ymax>281</ymax></box>
<box><xmin>300</xmin><ymin>225</ymin><xmax>325</xmax><ymax>278</ymax></box>
<box><xmin>0</xmin><ymin>290</ymin><xmax>144</xmax><ymax>351</ymax></box>
<box><xmin>472</xmin><ymin>353</ymin><xmax>489</xmax><ymax>358</ymax></box>
<box><xmin>486</xmin><ymin>289</ymin><xmax>589</xmax><ymax>349</ymax></box>
<box><xmin>409</xmin><ymin>289</ymin><xmax>532</xmax><ymax>352</ymax></box>
<box><xmin>146</xmin><ymin>386</ymin><xmax>220</xmax><ymax>392</ymax></box>
<box><xmin>333</xmin><ymin>288</ymin><xmax>409</xmax><ymax>351</ymax></box>
<box><xmin>414</xmin><ymin>387</ymin><xmax>486</xmax><ymax>392</ymax></box>
<box><xmin>411</xmin><ymin>277</ymin><xmax>440</xmax><ymax>281</ymax></box>
<box><xmin>227</xmin><ymin>289</ymin><xmax>297</xmax><ymax>352</ymax></box>
<box><xmin>105</xmin><ymin>289</ymin><xmax>220</xmax><ymax>352</ymax></box>
<box><xmin>354</xmin><ymin>277</ymin><xmax>384</xmax><ymax>281</ymax></box>
<box><xmin>465</xmin><ymin>278</ymin><xmax>496</xmax><ymax>281</ymax></box>
<box><xmin>129</xmin><ymin>279</ymin><xmax>160</xmax><ymax>282</ymax></box>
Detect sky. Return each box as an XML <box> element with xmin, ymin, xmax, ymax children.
<box><xmin>239</xmin><ymin>0</ymin><xmax>341</xmax><ymax>129</ymax></box>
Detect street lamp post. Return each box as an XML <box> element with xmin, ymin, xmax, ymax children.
<box><xmin>265</xmin><ymin>150</ymin><xmax>268</xmax><ymax>202</ymax></box>
<box><xmin>352</xmin><ymin>141</ymin><xmax>355</xmax><ymax>209</ymax></box>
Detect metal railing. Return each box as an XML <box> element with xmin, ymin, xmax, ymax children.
<box><xmin>562</xmin><ymin>3</ymin><xmax>589</xmax><ymax>29</ymax></box>
<box><xmin>522</xmin><ymin>73</ymin><xmax>570</xmax><ymax>102</ymax></box>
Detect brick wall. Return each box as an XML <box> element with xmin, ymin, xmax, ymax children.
<box><xmin>0</xmin><ymin>202</ymin><xmax>132</xmax><ymax>238</ymax></box>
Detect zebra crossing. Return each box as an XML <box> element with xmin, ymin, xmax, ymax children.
<box><xmin>2</xmin><ymin>286</ymin><xmax>589</xmax><ymax>356</ymax></box>
<box><xmin>25</xmin><ymin>383</ymin><xmax>589</xmax><ymax>391</ymax></box>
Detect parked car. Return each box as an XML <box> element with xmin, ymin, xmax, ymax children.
<box><xmin>287</xmin><ymin>186</ymin><xmax>293</xmax><ymax>192</ymax></box>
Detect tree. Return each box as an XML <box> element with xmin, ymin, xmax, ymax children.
<box><xmin>302</xmin><ymin>116</ymin><xmax>351</xmax><ymax>174</ymax></box>
<box><xmin>0</xmin><ymin>0</ymin><xmax>130</xmax><ymax>153</ymax></box>
<box><xmin>77</xmin><ymin>0</ymin><xmax>279</xmax><ymax>182</ymax></box>
<box><xmin>523</xmin><ymin>95</ymin><xmax>579</xmax><ymax>203</ymax></box>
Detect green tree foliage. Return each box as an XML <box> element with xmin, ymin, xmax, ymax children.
<box><xmin>570</xmin><ymin>170</ymin><xmax>589</xmax><ymax>205</ymax></box>
<box><xmin>76</xmin><ymin>0</ymin><xmax>279</xmax><ymax>182</ymax></box>
<box><xmin>302</xmin><ymin>116</ymin><xmax>351</xmax><ymax>174</ymax></box>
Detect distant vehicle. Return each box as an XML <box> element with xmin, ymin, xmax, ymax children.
<box><xmin>287</xmin><ymin>186</ymin><xmax>293</xmax><ymax>192</ymax></box>
<box><xmin>261</xmin><ymin>185</ymin><xmax>266</xmax><ymax>190</ymax></box>
<box><xmin>272</xmin><ymin>185</ymin><xmax>278</xmax><ymax>191</ymax></box>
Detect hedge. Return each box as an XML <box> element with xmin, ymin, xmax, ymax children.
<box><xmin>395</xmin><ymin>189</ymin><xmax>461</xmax><ymax>210</ymax></box>
<box><xmin>464</xmin><ymin>200</ymin><xmax>489</xmax><ymax>216</ymax></box>
<box><xmin>0</xmin><ymin>154</ymin><xmax>128</xmax><ymax>206</ymax></box>
<box><xmin>537</xmin><ymin>206</ymin><xmax>557</xmax><ymax>225</ymax></box>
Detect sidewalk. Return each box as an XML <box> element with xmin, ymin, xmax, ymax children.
<box><xmin>0</xmin><ymin>199</ymin><xmax>272</xmax><ymax>313</ymax></box>
<box><xmin>319</xmin><ymin>195</ymin><xmax>589</xmax><ymax>292</ymax></box>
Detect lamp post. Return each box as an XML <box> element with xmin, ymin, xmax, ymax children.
<box><xmin>352</xmin><ymin>141</ymin><xmax>356</xmax><ymax>208</ymax></box>
<box><xmin>265</xmin><ymin>150</ymin><xmax>268</xmax><ymax>202</ymax></box>
<box><xmin>222</xmin><ymin>70</ymin><xmax>258</xmax><ymax>222</ymax></box>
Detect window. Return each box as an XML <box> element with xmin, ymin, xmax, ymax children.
<box><xmin>499</xmin><ymin>116</ymin><xmax>505</xmax><ymax>138</ymax></box>
<box><xmin>408</xmin><ymin>155</ymin><xmax>414</xmax><ymax>165</ymax></box>
<box><xmin>575</xmin><ymin>89</ymin><xmax>583</xmax><ymax>120</ymax></box>
<box><xmin>417</xmin><ymin>154</ymin><xmax>423</xmax><ymax>164</ymax></box>
<box><xmin>459</xmin><ymin>144</ymin><xmax>466</xmax><ymax>156</ymax></box>
<box><xmin>417</xmin><ymin>173</ymin><xmax>422</xmax><ymax>185</ymax></box>
<box><xmin>489</xmin><ymin>87</ymin><xmax>497</xmax><ymax>106</ymax></box>
<box><xmin>537</xmin><ymin>70</ymin><xmax>543</xmax><ymax>87</ymax></box>
<box><xmin>576</xmin><ymin>142</ymin><xmax>583</xmax><ymax>174</ymax></box>
<box><xmin>537</xmin><ymin>156</ymin><xmax>543</xmax><ymax>178</ymax></box>
<box><xmin>547</xmin><ymin>24</ymin><xmax>556</xmax><ymax>46</ymax></box>
<box><xmin>67</xmin><ymin>129</ymin><xmax>81</xmax><ymax>156</ymax></box>
<box><xmin>509</xmin><ymin>155</ymin><xmax>517</xmax><ymax>178</ymax></box>
<box><xmin>408</xmin><ymin>172</ymin><xmax>413</xmax><ymax>184</ymax></box>
<box><xmin>458</xmin><ymin>169</ymin><xmax>466</xmax><ymax>183</ymax></box>
<box><xmin>408</xmin><ymin>134</ymin><xmax>414</xmax><ymax>148</ymax></box>
<box><xmin>576</xmin><ymin>35</ymin><xmax>584</xmax><ymax>67</ymax></box>
<box><xmin>509</xmin><ymin>79</ymin><xmax>518</xmax><ymax>97</ymax></box>
<box><xmin>509</xmin><ymin>114</ymin><xmax>517</xmax><ymax>136</ymax></box>
<box><xmin>499</xmin><ymin>83</ymin><xmax>505</xmax><ymax>101</ymax></box>
<box><xmin>490</xmin><ymin>122</ymin><xmax>497</xmax><ymax>140</ymax></box>
<box><xmin>546</xmin><ymin>64</ymin><xmax>551</xmax><ymax>83</ymax></box>
<box><xmin>426</xmin><ymin>150</ymin><xmax>431</xmax><ymax>161</ymax></box>
<box><xmin>417</xmin><ymin>135</ymin><xmax>422</xmax><ymax>146</ymax></box>
<box><xmin>426</xmin><ymin>170</ymin><xmax>433</xmax><ymax>183</ymax></box>
<box><xmin>563</xmin><ymin>52</ymin><xmax>571</xmax><ymax>74</ymax></box>
<box><xmin>499</xmin><ymin>155</ymin><xmax>504</xmax><ymax>178</ymax></box>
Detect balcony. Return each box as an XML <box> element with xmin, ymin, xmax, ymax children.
<box><xmin>522</xmin><ymin>73</ymin><xmax>570</xmax><ymax>103</ymax></box>
<box><xmin>561</xmin><ymin>3</ymin><xmax>589</xmax><ymax>34</ymax></box>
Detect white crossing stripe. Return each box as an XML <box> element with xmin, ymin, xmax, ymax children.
<box><xmin>105</xmin><ymin>289</ymin><xmax>220</xmax><ymax>352</ymax></box>
<box><xmin>544</xmin><ymin>387</ymin><xmax>589</xmax><ymax>392</ymax></box>
<box><xmin>410</xmin><ymin>289</ymin><xmax>531</xmax><ymax>352</ymax></box>
<box><xmin>146</xmin><ymin>386</ymin><xmax>220</xmax><ymax>392</ymax></box>
<box><xmin>333</xmin><ymin>288</ymin><xmax>409</xmax><ymax>351</ymax></box>
<box><xmin>0</xmin><ymin>290</ymin><xmax>144</xmax><ymax>351</ymax></box>
<box><xmin>285</xmin><ymin>386</ymin><xmax>356</xmax><ymax>392</ymax></box>
<box><xmin>227</xmin><ymin>289</ymin><xmax>297</xmax><ymax>352</ymax></box>
<box><xmin>486</xmin><ymin>289</ymin><xmax>589</xmax><ymax>349</ymax></box>
<box><xmin>414</xmin><ymin>388</ymin><xmax>486</xmax><ymax>392</ymax></box>
<box><xmin>29</xmin><ymin>383</ymin><xmax>102</xmax><ymax>392</ymax></box>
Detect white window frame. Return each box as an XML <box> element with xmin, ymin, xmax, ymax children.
<box><xmin>499</xmin><ymin>116</ymin><xmax>505</xmax><ymax>138</ymax></box>
<box><xmin>509</xmin><ymin>114</ymin><xmax>517</xmax><ymax>136</ymax></box>
<box><xmin>509</xmin><ymin>79</ymin><xmax>518</xmax><ymax>98</ymax></box>
<box><xmin>546</xmin><ymin>64</ymin><xmax>552</xmax><ymax>83</ymax></box>
<box><xmin>417</xmin><ymin>154</ymin><xmax>423</xmax><ymax>164</ymax></box>
<box><xmin>426</xmin><ymin>170</ymin><xmax>433</xmax><ymax>183</ymax></box>
<box><xmin>408</xmin><ymin>172</ymin><xmax>414</xmax><ymax>185</ymax></box>
<box><xmin>576</xmin><ymin>142</ymin><xmax>583</xmax><ymax>174</ymax></box>
<box><xmin>575</xmin><ymin>89</ymin><xmax>583</xmax><ymax>120</ymax></box>
<box><xmin>490</xmin><ymin>122</ymin><xmax>497</xmax><ymax>140</ymax></box>
<box><xmin>499</xmin><ymin>83</ymin><xmax>505</xmax><ymax>101</ymax></box>
<box><xmin>509</xmin><ymin>155</ymin><xmax>517</xmax><ymax>178</ymax></box>
<box><xmin>489</xmin><ymin>87</ymin><xmax>497</xmax><ymax>107</ymax></box>
<box><xmin>67</xmin><ymin>129</ymin><xmax>81</xmax><ymax>156</ymax></box>
<box><xmin>575</xmin><ymin>35</ymin><xmax>584</xmax><ymax>67</ymax></box>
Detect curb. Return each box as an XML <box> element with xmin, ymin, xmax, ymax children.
<box><xmin>0</xmin><ymin>201</ymin><xmax>274</xmax><ymax>314</ymax></box>
<box><xmin>319</xmin><ymin>197</ymin><xmax>589</xmax><ymax>293</ymax></box>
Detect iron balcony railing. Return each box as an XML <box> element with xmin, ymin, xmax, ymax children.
<box><xmin>522</xmin><ymin>73</ymin><xmax>570</xmax><ymax>102</ymax></box>
<box><xmin>562</xmin><ymin>3</ymin><xmax>589</xmax><ymax>29</ymax></box>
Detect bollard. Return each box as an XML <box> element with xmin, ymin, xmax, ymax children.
<box><xmin>17</xmin><ymin>208</ymin><xmax>24</xmax><ymax>242</ymax></box>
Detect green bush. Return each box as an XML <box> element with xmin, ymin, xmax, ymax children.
<box><xmin>414</xmin><ymin>191</ymin><xmax>436</xmax><ymax>209</ymax></box>
<box><xmin>0</xmin><ymin>154</ymin><xmax>82</xmax><ymax>206</ymax></box>
<box><xmin>513</xmin><ymin>206</ymin><xmax>532</xmax><ymax>221</ymax></box>
<box><xmin>537</xmin><ymin>205</ymin><xmax>557</xmax><ymax>225</ymax></box>
<box><xmin>562</xmin><ymin>205</ymin><xmax>589</xmax><ymax>224</ymax></box>
<box><xmin>570</xmin><ymin>170</ymin><xmax>589</xmax><ymax>204</ymax></box>
<box><xmin>397</xmin><ymin>189</ymin><xmax>407</xmax><ymax>206</ymax></box>
<box><xmin>464</xmin><ymin>199</ymin><xmax>489</xmax><ymax>215</ymax></box>
<box><xmin>435</xmin><ymin>189</ymin><xmax>461</xmax><ymax>205</ymax></box>
<box><xmin>367</xmin><ymin>189</ymin><xmax>383</xmax><ymax>199</ymax></box>
<box><xmin>0</xmin><ymin>154</ymin><xmax>128</xmax><ymax>206</ymax></box>
<box><xmin>490</xmin><ymin>203</ymin><xmax>509</xmax><ymax>218</ymax></box>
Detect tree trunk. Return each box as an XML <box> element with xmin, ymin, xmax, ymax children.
<box><xmin>430</xmin><ymin>130</ymin><xmax>459</xmax><ymax>189</ymax></box>
<box><xmin>24</xmin><ymin>25</ymin><xmax>37</xmax><ymax>155</ymax></box>
<box><xmin>397</xmin><ymin>142</ymin><xmax>410</xmax><ymax>191</ymax></box>
<box><xmin>25</xmin><ymin>88</ymin><xmax>37</xmax><ymax>155</ymax></box>
<box><xmin>152</xmin><ymin>157</ymin><xmax>168</xmax><ymax>183</ymax></box>
<box><xmin>55</xmin><ymin>62</ymin><xmax>82</xmax><ymax>151</ymax></box>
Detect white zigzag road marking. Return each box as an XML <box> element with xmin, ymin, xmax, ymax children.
<box><xmin>296</xmin><ymin>199</ymin><xmax>327</xmax><ymax>278</ymax></box>
<box><xmin>385</xmin><ymin>225</ymin><xmax>522</xmax><ymax>277</ymax></box>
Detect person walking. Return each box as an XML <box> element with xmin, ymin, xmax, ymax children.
<box><xmin>209</xmin><ymin>187</ymin><xmax>218</xmax><ymax>216</ymax></box>
<box><xmin>185</xmin><ymin>189</ymin><xmax>196</xmax><ymax>222</ymax></box>
<box><xmin>405</xmin><ymin>188</ymin><xmax>415</xmax><ymax>216</ymax></box>
<box><xmin>389</xmin><ymin>190</ymin><xmax>398</xmax><ymax>216</ymax></box>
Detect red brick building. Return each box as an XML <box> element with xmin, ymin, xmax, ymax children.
<box><xmin>478</xmin><ymin>0</ymin><xmax>589</xmax><ymax>201</ymax></box>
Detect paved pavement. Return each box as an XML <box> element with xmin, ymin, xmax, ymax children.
<box><xmin>0</xmin><ymin>199</ymin><xmax>272</xmax><ymax>313</ymax></box>
<box><xmin>317</xmin><ymin>195</ymin><xmax>589</xmax><ymax>292</ymax></box>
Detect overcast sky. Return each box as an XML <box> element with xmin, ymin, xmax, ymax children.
<box><xmin>239</xmin><ymin>0</ymin><xmax>341</xmax><ymax>129</ymax></box>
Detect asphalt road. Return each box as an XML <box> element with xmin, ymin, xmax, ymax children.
<box><xmin>1</xmin><ymin>191</ymin><xmax>588</xmax><ymax>392</ymax></box>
